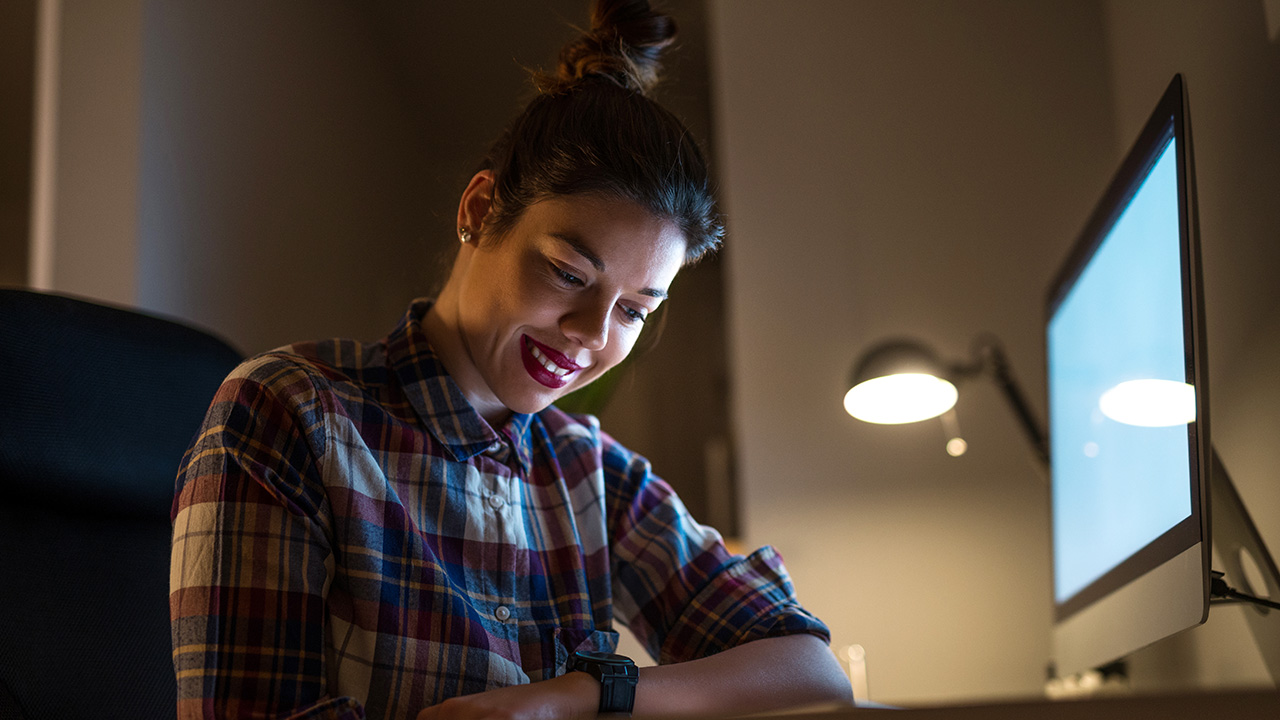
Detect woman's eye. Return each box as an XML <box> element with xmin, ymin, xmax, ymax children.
<box><xmin>551</xmin><ymin>264</ymin><xmax>584</xmax><ymax>286</ymax></box>
<box><xmin>621</xmin><ymin>306</ymin><xmax>647</xmax><ymax>323</ymax></box>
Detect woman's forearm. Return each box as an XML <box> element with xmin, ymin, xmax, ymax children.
<box><xmin>414</xmin><ymin>634</ymin><xmax>852</xmax><ymax>720</ymax></box>
<box><xmin>633</xmin><ymin>634</ymin><xmax>854</xmax><ymax>718</ymax></box>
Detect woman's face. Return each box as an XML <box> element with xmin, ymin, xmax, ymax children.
<box><xmin>451</xmin><ymin>192</ymin><xmax>686</xmax><ymax>421</ymax></box>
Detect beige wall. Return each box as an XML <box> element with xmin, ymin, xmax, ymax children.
<box><xmin>134</xmin><ymin>1</ymin><xmax>432</xmax><ymax>353</ymax></box>
<box><xmin>26</xmin><ymin>1</ymin><xmax>432</xmax><ymax>348</ymax></box>
<box><xmin>711</xmin><ymin>0</ymin><xmax>1279</xmax><ymax>705</ymax></box>
<box><xmin>42</xmin><ymin>0</ymin><xmax>143</xmax><ymax>305</ymax></box>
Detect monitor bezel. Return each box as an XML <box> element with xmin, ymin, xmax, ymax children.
<box><xmin>1045</xmin><ymin>73</ymin><xmax>1210</xmax><ymax>665</ymax></box>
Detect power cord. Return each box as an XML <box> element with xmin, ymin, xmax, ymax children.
<box><xmin>1209</xmin><ymin>570</ymin><xmax>1280</xmax><ymax>611</ymax></box>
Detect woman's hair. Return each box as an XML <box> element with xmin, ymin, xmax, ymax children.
<box><xmin>478</xmin><ymin>0</ymin><xmax>723</xmax><ymax>265</ymax></box>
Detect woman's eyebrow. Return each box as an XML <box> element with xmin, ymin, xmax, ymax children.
<box><xmin>550</xmin><ymin>233</ymin><xmax>669</xmax><ymax>300</ymax></box>
<box><xmin>551</xmin><ymin>233</ymin><xmax>605</xmax><ymax>272</ymax></box>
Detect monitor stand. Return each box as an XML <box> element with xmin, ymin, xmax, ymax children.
<box><xmin>1210</xmin><ymin>447</ymin><xmax>1280</xmax><ymax>682</ymax></box>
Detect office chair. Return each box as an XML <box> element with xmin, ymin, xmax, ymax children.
<box><xmin>0</xmin><ymin>289</ymin><xmax>243</xmax><ymax>719</ymax></box>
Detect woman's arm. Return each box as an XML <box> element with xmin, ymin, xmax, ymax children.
<box><xmin>172</xmin><ymin>357</ymin><xmax>359</xmax><ymax>719</ymax></box>
<box><xmin>634</xmin><ymin>633</ymin><xmax>853</xmax><ymax>717</ymax></box>
<box><xmin>416</xmin><ymin>633</ymin><xmax>852</xmax><ymax>720</ymax></box>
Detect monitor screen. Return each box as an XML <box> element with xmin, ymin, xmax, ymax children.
<box><xmin>1046</xmin><ymin>74</ymin><xmax>1210</xmax><ymax>675</ymax></box>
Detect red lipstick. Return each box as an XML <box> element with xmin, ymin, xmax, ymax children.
<box><xmin>521</xmin><ymin>335</ymin><xmax>581</xmax><ymax>389</ymax></box>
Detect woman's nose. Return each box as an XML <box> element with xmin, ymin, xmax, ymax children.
<box><xmin>561</xmin><ymin>299</ymin><xmax>610</xmax><ymax>351</ymax></box>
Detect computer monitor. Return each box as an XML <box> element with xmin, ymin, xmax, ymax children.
<box><xmin>1046</xmin><ymin>73</ymin><xmax>1211</xmax><ymax>675</ymax></box>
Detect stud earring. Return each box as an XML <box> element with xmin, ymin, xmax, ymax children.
<box><xmin>459</xmin><ymin>227</ymin><xmax>471</xmax><ymax>244</ymax></box>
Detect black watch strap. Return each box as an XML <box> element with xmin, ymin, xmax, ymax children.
<box><xmin>567</xmin><ymin>650</ymin><xmax>638</xmax><ymax>716</ymax></box>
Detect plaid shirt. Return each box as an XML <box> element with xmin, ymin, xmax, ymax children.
<box><xmin>170</xmin><ymin>299</ymin><xmax>829</xmax><ymax>719</ymax></box>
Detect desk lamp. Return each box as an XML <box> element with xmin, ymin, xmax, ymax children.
<box><xmin>843</xmin><ymin>334</ymin><xmax>1050</xmax><ymax>467</ymax></box>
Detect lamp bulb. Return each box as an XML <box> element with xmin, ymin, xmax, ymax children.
<box><xmin>844</xmin><ymin>373</ymin><xmax>958</xmax><ymax>424</ymax></box>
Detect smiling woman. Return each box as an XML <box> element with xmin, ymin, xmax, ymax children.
<box><xmin>168</xmin><ymin>1</ymin><xmax>851</xmax><ymax>718</ymax></box>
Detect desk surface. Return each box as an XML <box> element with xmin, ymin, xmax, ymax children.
<box><xmin>750</xmin><ymin>689</ymin><xmax>1280</xmax><ymax>719</ymax></box>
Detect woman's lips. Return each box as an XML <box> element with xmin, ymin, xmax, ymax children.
<box><xmin>521</xmin><ymin>335</ymin><xmax>582</xmax><ymax>389</ymax></box>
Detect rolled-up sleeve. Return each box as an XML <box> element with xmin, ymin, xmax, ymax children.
<box><xmin>170</xmin><ymin>355</ymin><xmax>361</xmax><ymax>719</ymax></box>
<box><xmin>600</xmin><ymin>435</ymin><xmax>830</xmax><ymax>664</ymax></box>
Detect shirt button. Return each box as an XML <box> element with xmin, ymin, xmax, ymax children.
<box><xmin>488</xmin><ymin>494</ymin><xmax>506</xmax><ymax>509</ymax></box>
<box><xmin>495</xmin><ymin>605</ymin><xmax>511</xmax><ymax>622</ymax></box>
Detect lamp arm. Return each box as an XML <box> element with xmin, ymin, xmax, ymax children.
<box><xmin>974</xmin><ymin>339</ymin><xmax>1051</xmax><ymax>469</ymax></box>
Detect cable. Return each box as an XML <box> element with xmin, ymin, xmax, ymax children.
<box><xmin>1210</xmin><ymin>572</ymin><xmax>1280</xmax><ymax>611</ymax></box>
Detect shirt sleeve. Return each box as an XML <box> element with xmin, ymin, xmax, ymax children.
<box><xmin>599</xmin><ymin>433</ymin><xmax>831</xmax><ymax>664</ymax></box>
<box><xmin>170</xmin><ymin>354</ymin><xmax>363</xmax><ymax>720</ymax></box>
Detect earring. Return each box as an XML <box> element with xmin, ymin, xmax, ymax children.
<box><xmin>459</xmin><ymin>227</ymin><xmax>471</xmax><ymax>244</ymax></box>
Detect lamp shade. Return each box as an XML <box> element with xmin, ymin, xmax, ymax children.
<box><xmin>843</xmin><ymin>340</ymin><xmax>958</xmax><ymax>424</ymax></box>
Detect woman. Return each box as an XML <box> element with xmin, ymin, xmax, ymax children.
<box><xmin>170</xmin><ymin>2</ymin><xmax>852</xmax><ymax>718</ymax></box>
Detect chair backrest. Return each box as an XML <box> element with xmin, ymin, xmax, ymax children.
<box><xmin>0</xmin><ymin>289</ymin><xmax>243</xmax><ymax>720</ymax></box>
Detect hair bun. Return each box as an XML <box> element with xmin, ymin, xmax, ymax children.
<box><xmin>552</xmin><ymin>0</ymin><xmax>677</xmax><ymax>95</ymax></box>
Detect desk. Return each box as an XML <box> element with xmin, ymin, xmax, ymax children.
<box><xmin>751</xmin><ymin>689</ymin><xmax>1280</xmax><ymax>719</ymax></box>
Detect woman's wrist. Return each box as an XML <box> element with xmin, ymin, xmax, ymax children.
<box><xmin>557</xmin><ymin>666</ymin><xmax>604</xmax><ymax>720</ymax></box>
<box><xmin>415</xmin><ymin>670</ymin><xmax>603</xmax><ymax>720</ymax></box>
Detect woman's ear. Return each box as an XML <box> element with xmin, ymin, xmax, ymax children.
<box><xmin>457</xmin><ymin>170</ymin><xmax>496</xmax><ymax>238</ymax></box>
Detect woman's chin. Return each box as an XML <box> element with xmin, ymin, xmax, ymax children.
<box><xmin>497</xmin><ymin>369</ymin><xmax>600</xmax><ymax>416</ymax></box>
<box><xmin>500</xmin><ymin>388</ymin><xmax>564</xmax><ymax>417</ymax></box>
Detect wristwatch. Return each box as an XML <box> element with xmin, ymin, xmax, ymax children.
<box><xmin>566</xmin><ymin>650</ymin><xmax>639</xmax><ymax>716</ymax></box>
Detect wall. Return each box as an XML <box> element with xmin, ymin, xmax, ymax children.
<box><xmin>27</xmin><ymin>0</ymin><xmax>432</xmax><ymax>348</ymax></box>
<box><xmin>710</xmin><ymin>0</ymin><xmax>1115</xmax><ymax>705</ymax></box>
<box><xmin>135</xmin><ymin>1</ymin><xmax>435</xmax><ymax>353</ymax></box>
<box><xmin>41</xmin><ymin>0</ymin><xmax>143</xmax><ymax>304</ymax></box>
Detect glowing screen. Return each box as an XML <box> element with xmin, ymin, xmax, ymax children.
<box><xmin>1048</xmin><ymin>135</ymin><xmax>1192</xmax><ymax>604</ymax></box>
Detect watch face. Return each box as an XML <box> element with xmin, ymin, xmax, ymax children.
<box><xmin>573</xmin><ymin>650</ymin><xmax>633</xmax><ymax>666</ymax></box>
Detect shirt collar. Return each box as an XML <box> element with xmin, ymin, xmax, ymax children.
<box><xmin>387</xmin><ymin>299</ymin><xmax>533</xmax><ymax>473</ymax></box>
